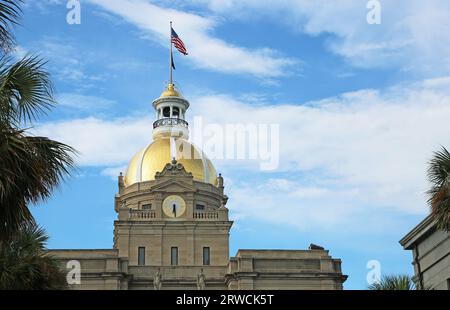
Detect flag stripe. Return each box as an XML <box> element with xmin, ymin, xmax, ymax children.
<box><xmin>172</xmin><ymin>40</ymin><xmax>186</xmax><ymax>50</ymax></box>
<box><xmin>173</xmin><ymin>42</ymin><xmax>185</xmax><ymax>49</ymax></box>
<box><xmin>172</xmin><ymin>40</ymin><xmax>187</xmax><ymax>54</ymax></box>
<box><xmin>174</xmin><ymin>45</ymin><xmax>187</xmax><ymax>54</ymax></box>
<box><xmin>172</xmin><ymin>37</ymin><xmax>185</xmax><ymax>47</ymax></box>
<box><xmin>171</xmin><ymin>27</ymin><xmax>188</xmax><ymax>55</ymax></box>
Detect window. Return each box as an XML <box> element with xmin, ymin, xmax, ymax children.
<box><xmin>203</xmin><ymin>247</ymin><xmax>210</xmax><ymax>266</ymax></box>
<box><xmin>196</xmin><ymin>204</ymin><xmax>205</xmax><ymax>211</ymax></box>
<box><xmin>163</xmin><ymin>107</ymin><xmax>170</xmax><ymax>117</ymax></box>
<box><xmin>172</xmin><ymin>107</ymin><xmax>179</xmax><ymax>117</ymax></box>
<box><xmin>138</xmin><ymin>247</ymin><xmax>145</xmax><ymax>266</ymax></box>
<box><xmin>171</xmin><ymin>247</ymin><xmax>178</xmax><ymax>266</ymax></box>
<box><xmin>142</xmin><ymin>204</ymin><xmax>152</xmax><ymax>210</ymax></box>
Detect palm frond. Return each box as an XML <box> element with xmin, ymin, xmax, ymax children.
<box><xmin>0</xmin><ymin>125</ymin><xmax>77</xmax><ymax>240</ymax></box>
<box><xmin>0</xmin><ymin>223</ymin><xmax>67</xmax><ymax>289</ymax></box>
<box><xmin>368</xmin><ymin>275</ymin><xmax>415</xmax><ymax>290</ymax></box>
<box><xmin>0</xmin><ymin>0</ymin><xmax>22</xmax><ymax>53</ymax></box>
<box><xmin>427</xmin><ymin>146</ymin><xmax>450</xmax><ymax>231</ymax></box>
<box><xmin>0</xmin><ymin>55</ymin><xmax>55</xmax><ymax>126</ymax></box>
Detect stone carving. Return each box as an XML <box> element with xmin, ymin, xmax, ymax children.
<box><xmin>154</xmin><ymin>268</ymin><xmax>162</xmax><ymax>290</ymax></box>
<box><xmin>155</xmin><ymin>159</ymin><xmax>193</xmax><ymax>179</ymax></box>
<box><xmin>197</xmin><ymin>268</ymin><xmax>206</xmax><ymax>290</ymax></box>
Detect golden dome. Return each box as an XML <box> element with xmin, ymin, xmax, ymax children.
<box><xmin>124</xmin><ymin>137</ymin><xmax>217</xmax><ymax>187</ymax></box>
<box><xmin>160</xmin><ymin>83</ymin><xmax>181</xmax><ymax>98</ymax></box>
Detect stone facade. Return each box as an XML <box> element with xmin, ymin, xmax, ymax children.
<box><xmin>226</xmin><ymin>249</ymin><xmax>346</xmax><ymax>290</ymax></box>
<box><xmin>49</xmin><ymin>160</ymin><xmax>347</xmax><ymax>290</ymax></box>
<box><xmin>400</xmin><ymin>215</ymin><xmax>450</xmax><ymax>290</ymax></box>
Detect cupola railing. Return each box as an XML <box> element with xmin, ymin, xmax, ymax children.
<box><xmin>153</xmin><ymin>118</ymin><xmax>189</xmax><ymax>129</ymax></box>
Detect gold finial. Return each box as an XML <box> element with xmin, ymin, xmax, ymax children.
<box><xmin>160</xmin><ymin>83</ymin><xmax>181</xmax><ymax>98</ymax></box>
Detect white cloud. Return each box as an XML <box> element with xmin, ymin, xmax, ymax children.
<box><xmin>188</xmin><ymin>79</ymin><xmax>450</xmax><ymax>217</ymax></box>
<box><xmin>57</xmin><ymin>93</ymin><xmax>116</xmax><ymax>111</ymax></box>
<box><xmin>21</xmin><ymin>38</ymin><xmax>111</xmax><ymax>87</ymax></box>
<box><xmin>190</xmin><ymin>0</ymin><xmax>450</xmax><ymax>74</ymax></box>
<box><xmin>24</xmin><ymin>0</ymin><xmax>64</xmax><ymax>12</ymax></box>
<box><xmin>34</xmin><ymin>116</ymin><xmax>152</xmax><ymax>166</ymax></box>
<box><xmin>101</xmin><ymin>165</ymin><xmax>127</xmax><ymax>180</ymax></box>
<box><xmin>88</xmin><ymin>0</ymin><xmax>296</xmax><ymax>78</ymax></box>
<box><xmin>34</xmin><ymin>77</ymin><xmax>450</xmax><ymax>228</ymax></box>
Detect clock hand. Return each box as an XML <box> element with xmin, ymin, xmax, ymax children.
<box><xmin>172</xmin><ymin>203</ymin><xmax>177</xmax><ymax>217</ymax></box>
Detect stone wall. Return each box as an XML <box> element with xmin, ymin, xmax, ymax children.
<box><xmin>400</xmin><ymin>215</ymin><xmax>450</xmax><ymax>290</ymax></box>
<box><xmin>48</xmin><ymin>249</ymin><xmax>128</xmax><ymax>290</ymax></box>
<box><xmin>226</xmin><ymin>249</ymin><xmax>347</xmax><ymax>290</ymax></box>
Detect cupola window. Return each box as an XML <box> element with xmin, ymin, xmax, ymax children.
<box><xmin>172</xmin><ymin>107</ymin><xmax>180</xmax><ymax>118</ymax></box>
<box><xmin>163</xmin><ymin>107</ymin><xmax>171</xmax><ymax>117</ymax></box>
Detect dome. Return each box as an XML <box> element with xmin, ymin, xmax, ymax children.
<box><xmin>124</xmin><ymin>137</ymin><xmax>217</xmax><ymax>187</ymax></box>
<box><xmin>160</xmin><ymin>83</ymin><xmax>181</xmax><ymax>98</ymax></box>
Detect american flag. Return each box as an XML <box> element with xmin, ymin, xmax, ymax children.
<box><xmin>171</xmin><ymin>27</ymin><xmax>188</xmax><ymax>55</ymax></box>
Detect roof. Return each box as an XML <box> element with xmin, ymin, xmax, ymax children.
<box><xmin>399</xmin><ymin>214</ymin><xmax>437</xmax><ymax>250</ymax></box>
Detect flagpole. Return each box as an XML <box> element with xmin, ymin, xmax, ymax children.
<box><xmin>169</xmin><ymin>21</ymin><xmax>173</xmax><ymax>85</ymax></box>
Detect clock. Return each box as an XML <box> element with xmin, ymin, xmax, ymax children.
<box><xmin>162</xmin><ymin>195</ymin><xmax>186</xmax><ymax>218</ymax></box>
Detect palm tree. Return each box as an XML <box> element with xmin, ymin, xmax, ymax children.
<box><xmin>0</xmin><ymin>0</ymin><xmax>21</xmax><ymax>54</ymax></box>
<box><xmin>0</xmin><ymin>0</ymin><xmax>74</xmax><ymax>289</ymax></box>
<box><xmin>427</xmin><ymin>146</ymin><xmax>450</xmax><ymax>231</ymax></box>
<box><xmin>368</xmin><ymin>275</ymin><xmax>415</xmax><ymax>290</ymax></box>
<box><xmin>0</xmin><ymin>56</ymin><xmax>76</xmax><ymax>240</ymax></box>
<box><xmin>0</xmin><ymin>223</ymin><xmax>67</xmax><ymax>289</ymax></box>
<box><xmin>0</xmin><ymin>0</ymin><xmax>76</xmax><ymax>241</ymax></box>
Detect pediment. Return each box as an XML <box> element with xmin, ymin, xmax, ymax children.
<box><xmin>151</xmin><ymin>178</ymin><xmax>196</xmax><ymax>193</ymax></box>
<box><xmin>155</xmin><ymin>159</ymin><xmax>193</xmax><ymax>180</ymax></box>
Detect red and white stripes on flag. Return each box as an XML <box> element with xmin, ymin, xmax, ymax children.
<box><xmin>171</xmin><ymin>27</ymin><xmax>188</xmax><ymax>55</ymax></box>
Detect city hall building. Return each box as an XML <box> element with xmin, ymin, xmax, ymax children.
<box><xmin>50</xmin><ymin>83</ymin><xmax>347</xmax><ymax>290</ymax></box>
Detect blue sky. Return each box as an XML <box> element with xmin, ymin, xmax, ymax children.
<box><xmin>16</xmin><ymin>1</ymin><xmax>450</xmax><ymax>289</ymax></box>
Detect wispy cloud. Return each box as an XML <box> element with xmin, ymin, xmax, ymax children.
<box><xmin>34</xmin><ymin>116</ymin><xmax>152</xmax><ymax>166</ymax></box>
<box><xmin>101</xmin><ymin>165</ymin><xmax>127</xmax><ymax>180</ymax></box>
<box><xmin>88</xmin><ymin>0</ymin><xmax>297</xmax><ymax>79</ymax></box>
<box><xmin>191</xmin><ymin>0</ymin><xmax>450</xmax><ymax>75</ymax></box>
<box><xmin>19</xmin><ymin>38</ymin><xmax>111</xmax><ymax>88</ymax></box>
<box><xmin>34</xmin><ymin>77</ymin><xmax>450</xmax><ymax>228</ymax></box>
<box><xmin>57</xmin><ymin>93</ymin><xmax>116</xmax><ymax>111</ymax></box>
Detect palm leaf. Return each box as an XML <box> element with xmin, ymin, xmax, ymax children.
<box><xmin>368</xmin><ymin>275</ymin><xmax>415</xmax><ymax>290</ymax></box>
<box><xmin>0</xmin><ymin>52</ymin><xmax>77</xmax><ymax>240</ymax></box>
<box><xmin>0</xmin><ymin>125</ymin><xmax>76</xmax><ymax>240</ymax></box>
<box><xmin>427</xmin><ymin>146</ymin><xmax>450</xmax><ymax>231</ymax></box>
<box><xmin>0</xmin><ymin>223</ymin><xmax>67</xmax><ymax>289</ymax></box>
<box><xmin>0</xmin><ymin>55</ymin><xmax>55</xmax><ymax>126</ymax></box>
<box><xmin>0</xmin><ymin>0</ymin><xmax>22</xmax><ymax>53</ymax></box>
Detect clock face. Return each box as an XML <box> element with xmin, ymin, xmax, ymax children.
<box><xmin>162</xmin><ymin>195</ymin><xmax>186</xmax><ymax>218</ymax></box>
